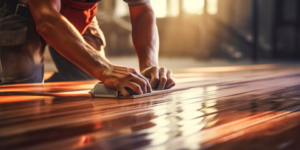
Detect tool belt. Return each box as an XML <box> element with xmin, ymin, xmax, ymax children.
<box><xmin>0</xmin><ymin>0</ymin><xmax>29</xmax><ymax>18</ymax></box>
<box><xmin>0</xmin><ymin>0</ymin><xmax>29</xmax><ymax>46</ymax></box>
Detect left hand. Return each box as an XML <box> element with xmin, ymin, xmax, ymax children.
<box><xmin>141</xmin><ymin>66</ymin><xmax>176</xmax><ymax>90</ymax></box>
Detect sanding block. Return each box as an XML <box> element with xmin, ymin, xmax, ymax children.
<box><xmin>89</xmin><ymin>83</ymin><xmax>119</xmax><ymax>98</ymax></box>
<box><xmin>89</xmin><ymin>82</ymin><xmax>173</xmax><ymax>99</ymax></box>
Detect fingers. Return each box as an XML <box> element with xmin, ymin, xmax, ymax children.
<box><xmin>105</xmin><ymin>65</ymin><xmax>175</xmax><ymax>97</ymax></box>
<box><xmin>118</xmin><ymin>87</ymin><xmax>130</xmax><ymax>97</ymax></box>
<box><xmin>134</xmin><ymin>72</ymin><xmax>152</xmax><ymax>93</ymax></box>
<box><xmin>123</xmin><ymin>82</ymin><xmax>143</xmax><ymax>96</ymax></box>
<box><xmin>119</xmin><ymin>69</ymin><xmax>151</xmax><ymax>95</ymax></box>
<box><xmin>129</xmin><ymin>74</ymin><xmax>148</xmax><ymax>94</ymax></box>
<box><xmin>149</xmin><ymin>68</ymin><xmax>159</xmax><ymax>89</ymax></box>
<box><xmin>142</xmin><ymin>67</ymin><xmax>176</xmax><ymax>90</ymax></box>
<box><xmin>153</xmin><ymin>67</ymin><xmax>175</xmax><ymax>90</ymax></box>
<box><xmin>165</xmin><ymin>70</ymin><xmax>176</xmax><ymax>89</ymax></box>
<box><xmin>157</xmin><ymin>68</ymin><xmax>167</xmax><ymax>90</ymax></box>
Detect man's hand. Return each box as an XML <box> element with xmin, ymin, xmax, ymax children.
<box><xmin>128</xmin><ymin>4</ymin><xmax>175</xmax><ymax>90</ymax></box>
<box><xmin>141</xmin><ymin>66</ymin><xmax>175</xmax><ymax>90</ymax></box>
<box><xmin>101</xmin><ymin>65</ymin><xmax>152</xmax><ymax>96</ymax></box>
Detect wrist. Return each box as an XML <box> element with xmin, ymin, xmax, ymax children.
<box><xmin>95</xmin><ymin>61</ymin><xmax>114</xmax><ymax>81</ymax></box>
<box><xmin>139</xmin><ymin>60</ymin><xmax>158</xmax><ymax>72</ymax></box>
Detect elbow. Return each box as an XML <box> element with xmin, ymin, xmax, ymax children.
<box><xmin>34</xmin><ymin>13</ymin><xmax>60</xmax><ymax>36</ymax></box>
<box><xmin>130</xmin><ymin>4</ymin><xmax>156</xmax><ymax>22</ymax></box>
<box><xmin>36</xmin><ymin>21</ymin><xmax>50</xmax><ymax>36</ymax></box>
<box><xmin>131</xmin><ymin>10</ymin><xmax>156</xmax><ymax>26</ymax></box>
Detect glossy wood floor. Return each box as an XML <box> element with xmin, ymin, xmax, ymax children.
<box><xmin>1</xmin><ymin>64</ymin><xmax>300</xmax><ymax>150</ymax></box>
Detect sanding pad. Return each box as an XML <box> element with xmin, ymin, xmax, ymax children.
<box><xmin>89</xmin><ymin>82</ymin><xmax>172</xmax><ymax>99</ymax></box>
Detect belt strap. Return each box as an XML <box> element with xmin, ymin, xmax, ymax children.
<box><xmin>2</xmin><ymin>0</ymin><xmax>29</xmax><ymax>18</ymax></box>
<box><xmin>15</xmin><ymin>3</ymin><xmax>28</xmax><ymax>17</ymax></box>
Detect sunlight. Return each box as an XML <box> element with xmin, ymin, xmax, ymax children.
<box><xmin>169</xmin><ymin>0</ymin><xmax>180</xmax><ymax>17</ymax></box>
<box><xmin>183</xmin><ymin>0</ymin><xmax>204</xmax><ymax>15</ymax></box>
<box><xmin>208</xmin><ymin>0</ymin><xmax>219</xmax><ymax>14</ymax></box>
<box><xmin>114</xmin><ymin>0</ymin><xmax>128</xmax><ymax>17</ymax></box>
<box><xmin>151</xmin><ymin>0</ymin><xmax>167</xmax><ymax>18</ymax></box>
<box><xmin>140</xmin><ymin>0</ymin><xmax>218</xmax><ymax>18</ymax></box>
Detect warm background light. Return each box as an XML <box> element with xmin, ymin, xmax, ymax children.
<box><xmin>183</xmin><ymin>0</ymin><xmax>204</xmax><ymax>15</ymax></box>
<box><xmin>113</xmin><ymin>0</ymin><xmax>219</xmax><ymax>18</ymax></box>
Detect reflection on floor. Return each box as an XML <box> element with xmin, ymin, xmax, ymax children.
<box><xmin>1</xmin><ymin>64</ymin><xmax>300</xmax><ymax>149</ymax></box>
<box><xmin>44</xmin><ymin>56</ymin><xmax>254</xmax><ymax>73</ymax></box>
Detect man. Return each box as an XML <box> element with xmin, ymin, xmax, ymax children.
<box><xmin>0</xmin><ymin>0</ymin><xmax>175</xmax><ymax>96</ymax></box>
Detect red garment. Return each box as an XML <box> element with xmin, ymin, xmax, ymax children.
<box><xmin>60</xmin><ymin>0</ymin><xmax>98</xmax><ymax>34</ymax></box>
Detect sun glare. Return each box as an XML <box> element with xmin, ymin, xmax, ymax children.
<box><xmin>208</xmin><ymin>0</ymin><xmax>219</xmax><ymax>14</ymax></box>
<box><xmin>113</xmin><ymin>0</ymin><xmax>218</xmax><ymax>18</ymax></box>
<box><xmin>151</xmin><ymin>0</ymin><xmax>167</xmax><ymax>18</ymax></box>
<box><xmin>169</xmin><ymin>0</ymin><xmax>180</xmax><ymax>17</ymax></box>
<box><xmin>183</xmin><ymin>0</ymin><xmax>204</xmax><ymax>15</ymax></box>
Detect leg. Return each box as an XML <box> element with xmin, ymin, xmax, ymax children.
<box><xmin>0</xmin><ymin>2</ymin><xmax>45</xmax><ymax>84</ymax></box>
<box><xmin>46</xmin><ymin>17</ymin><xmax>106</xmax><ymax>82</ymax></box>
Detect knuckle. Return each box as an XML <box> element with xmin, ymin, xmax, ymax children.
<box><xmin>132</xmin><ymin>69</ymin><xmax>138</xmax><ymax>74</ymax></box>
<box><xmin>128</xmin><ymin>67</ymin><xmax>134</xmax><ymax>71</ymax></box>
<box><xmin>153</xmin><ymin>77</ymin><xmax>159</xmax><ymax>82</ymax></box>
<box><xmin>127</xmin><ymin>73</ymin><xmax>135</xmax><ymax>78</ymax></box>
<box><xmin>161</xmin><ymin>77</ymin><xmax>167</xmax><ymax>82</ymax></box>
<box><xmin>140</xmin><ymin>80</ymin><xmax>147</xmax><ymax>87</ymax></box>
<box><xmin>133</xmin><ymin>86</ymin><xmax>142</xmax><ymax>92</ymax></box>
<box><xmin>123</xmin><ymin>73</ymin><xmax>130</xmax><ymax>77</ymax></box>
<box><xmin>153</xmin><ymin>66</ymin><xmax>158</xmax><ymax>70</ymax></box>
<box><xmin>141</xmin><ymin>79</ymin><xmax>147</xmax><ymax>84</ymax></box>
<box><xmin>167</xmin><ymin>78</ymin><xmax>173</xmax><ymax>83</ymax></box>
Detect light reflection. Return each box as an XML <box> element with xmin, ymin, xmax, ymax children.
<box><xmin>204</xmin><ymin>100</ymin><xmax>217</xmax><ymax>108</ymax></box>
<box><xmin>145</xmin><ymin>85</ymin><xmax>220</xmax><ymax>147</ymax></box>
<box><xmin>73</xmin><ymin>135</ymin><xmax>95</xmax><ymax>148</ymax></box>
<box><xmin>170</xmin><ymin>88</ymin><xmax>205</xmax><ymax>103</ymax></box>
<box><xmin>206</xmin><ymin>86</ymin><xmax>219</xmax><ymax>92</ymax></box>
<box><xmin>178</xmin><ymin>117</ymin><xmax>205</xmax><ymax>126</ymax></box>
<box><xmin>183</xmin><ymin>0</ymin><xmax>204</xmax><ymax>15</ymax></box>
<box><xmin>206</xmin><ymin>86</ymin><xmax>219</xmax><ymax>100</ymax></box>
<box><xmin>149</xmin><ymin>134</ymin><xmax>170</xmax><ymax>145</ymax></box>
<box><xmin>178</xmin><ymin>111</ymin><xmax>205</xmax><ymax>120</ymax></box>
<box><xmin>181</xmin><ymin>103</ymin><xmax>203</xmax><ymax>111</ymax></box>
<box><xmin>0</xmin><ymin>96</ymin><xmax>53</xmax><ymax>104</ymax></box>
<box><xmin>181</xmin><ymin>122</ymin><xmax>206</xmax><ymax>136</ymax></box>
<box><xmin>204</xmin><ymin>119</ymin><xmax>219</xmax><ymax>128</ymax></box>
<box><xmin>202</xmin><ymin>95</ymin><xmax>219</xmax><ymax>128</ymax></box>
<box><xmin>146</xmin><ymin>127</ymin><xmax>171</xmax><ymax>145</ymax></box>
<box><xmin>151</xmin><ymin>117</ymin><xmax>171</xmax><ymax>128</ymax></box>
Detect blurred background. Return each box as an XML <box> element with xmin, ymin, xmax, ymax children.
<box><xmin>45</xmin><ymin>0</ymin><xmax>300</xmax><ymax>73</ymax></box>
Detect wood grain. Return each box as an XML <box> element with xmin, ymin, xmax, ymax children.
<box><xmin>1</xmin><ymin>64</ymin><xmax>300</xmax><ymax>150</ymax></box>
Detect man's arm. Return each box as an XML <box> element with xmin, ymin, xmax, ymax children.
<box><xmin>28</xmin><ymin>0</ymin><xmax>151</xmax><ymax>96</ymax></box>
<box><xmin>128</xmin><ymin>3</ymin><xmax>175</xmax><ymax>90</ymax></box>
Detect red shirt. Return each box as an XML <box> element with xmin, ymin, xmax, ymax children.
<box><xmin>60</xmin><ymin>0</ymin><xmax>99</xmax><ymax>34</ymax></box>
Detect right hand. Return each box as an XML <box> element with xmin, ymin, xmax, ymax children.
<box><xmin>100</xmin><ymin>65</ymin><xmax>152</xmax><ymax>96</ymax></box>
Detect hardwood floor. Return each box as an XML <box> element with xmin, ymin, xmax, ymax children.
<box><xmin>1</xmin><ymin>64</ymin><xmax>300</xmax><ymax>150</ymax></box>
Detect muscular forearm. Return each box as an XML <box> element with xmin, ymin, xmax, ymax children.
<box><xmin>28</xmin><ymin>0</ymin><xmax>111</xmax><ymax>80</ymax></box>
<box><xmin>38</xmin><ymin>15</ymin><xmax>110</xmax><ymax>79</ymax></box>
<box><xmin>129</xmin><ymin>3</ymin><xmax>175</xmax><ymax>90</ymax></box>
<box><xmin>129</xmin><ymin>3</ymin><xmax>159</xmax><ymax>71</ymax></box>
<box><xmin>27</xmin><ymin>0</ymin><xmax>153</xmax><ymax>95</ymax></box>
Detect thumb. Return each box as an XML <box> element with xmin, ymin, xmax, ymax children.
<box><xmin>118</xmin><ymin>87</ymin><xmax>129</xmax><ymax>97</ymax></box>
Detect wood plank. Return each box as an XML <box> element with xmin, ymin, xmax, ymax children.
<box><xmin>1</xmin><ymin>64</ymin><xmax>300</xmax><ymax>149</ymax></box>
